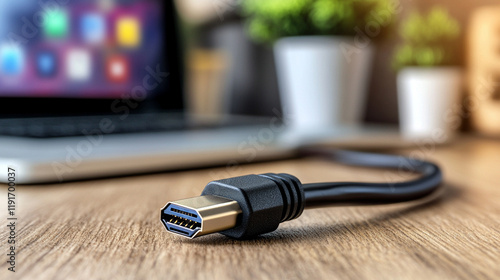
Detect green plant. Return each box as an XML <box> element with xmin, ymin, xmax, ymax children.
<box><xmin>242</xmin><ymin>0</ymin><xmax>397</xmax><ymax>44</ymax></box>
<box><xmin>392</xmin><ymin>7</ymin><xmax>460</xmax><ymax>70</ymax></box>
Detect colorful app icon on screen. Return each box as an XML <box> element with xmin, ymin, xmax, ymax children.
<box><xmin>0</xmin><ymin>44</ymin><xmax>24</xmax><ymax>76</ymax></box>
<box><xmin>37</xmin><ymin>51</ymin><xmax>57</xmax><ymax>78</ymax></box>
<box><xmin>81</xmin><ymin>13</ymin><xmax>106</xmax><ymax>44</ymax></box>
<box><xmin>43</xmin><ymin>9</ymin><xmax>69</xmax><ymax>38</ymax></box>
<box><xmin>106</xmin><ymin>55</ymin><xmax>129</xmax><ymax>83</ymax></box>
<box><xmin>66</xmin><ymin>49</ymin><xmax>92</xmax><ymax>81</ymax></box>
<box><xmin>116</xmin><ymin>17</ymin><xmax>141</xmax><ymax>48</ymax></box>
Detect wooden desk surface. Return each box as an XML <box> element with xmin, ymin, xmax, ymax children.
<box><xmin>1</xmin><ymin>136</ymin><xmax>499</xmax><ymax>280</ymax></box>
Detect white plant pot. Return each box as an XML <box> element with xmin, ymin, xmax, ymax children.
<box><xmin>397</xmin><ymin>67</ymin><xmax>463</xmax><ymax>141</ymax></box>
<box><xmin>274</xmin><ymin>36</ymin><xmax>374</xmax><ymax>131</ymax></box>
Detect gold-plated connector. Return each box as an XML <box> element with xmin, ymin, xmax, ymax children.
<box><xmin>160</xmin><ymin>195</ymin><xmax>242</xmax><ymax>239</ymax></box>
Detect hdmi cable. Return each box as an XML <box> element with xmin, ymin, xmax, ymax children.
<box><xmin>160</xmin><ymin>149</ymin><xmax>443</xmax><ymax>239</ymax></box>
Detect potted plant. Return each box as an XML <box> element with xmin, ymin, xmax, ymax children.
<box><xmin>393</xmin><ymin>7</ymin><xmax>462</xmax><ymax>141</ymax></box>
<box><xmin>242</xmin><ymin>0</ymin><xmax>396</xmax><ymax>130</ymax></box>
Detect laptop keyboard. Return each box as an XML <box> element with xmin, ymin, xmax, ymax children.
<box><xmin>0</xmin><ymin>114</ymin><xmax>236</xmax><ymax>138</ymax></box>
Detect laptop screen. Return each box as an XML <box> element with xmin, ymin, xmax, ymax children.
<box><xmin>0</xmin><ymin>0</ymin><xmax>166</xmax><ymax>99</ymax></box>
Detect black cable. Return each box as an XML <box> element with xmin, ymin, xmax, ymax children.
<box><xmin>160</xmin><ymin>149</ymin><xmax>444</xmax><ymax>239</ymax></box>
<box><xmin>300</xmin><ymin>148</ymin><xmax>443</xmax><ymax>208</ymax></box>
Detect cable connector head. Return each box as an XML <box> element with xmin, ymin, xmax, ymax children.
<box><xmin>160</xmin><ymin>174</ymin><xmax>305</xmax><ymax>239</ymax></box>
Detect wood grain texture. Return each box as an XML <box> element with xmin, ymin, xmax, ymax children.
<box><xmin>1</xmin><ymin>136</ymin><xmax>499</xmax><ymax>280</ymax></box>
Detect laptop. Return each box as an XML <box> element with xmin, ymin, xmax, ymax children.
<box><xmin>0</xmin><ymin>0</ymin><xmax>401</xmax><ymax>184</ymax></box>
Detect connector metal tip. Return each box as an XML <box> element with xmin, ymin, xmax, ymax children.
<box><xmin>160</xmin><ymin>195</ymin><xmax>242</xmax><ymax>239</ymax></box>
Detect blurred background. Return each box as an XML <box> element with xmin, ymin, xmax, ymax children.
<box><xmin>2</xmin><ymin>0</ymin><xmax>500</xmax><ymax>183</ymax></box>
<box><xmin>176</xmin><ymin>0</ymin><xmax>500</xmax><ymax>138</ymax></box>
